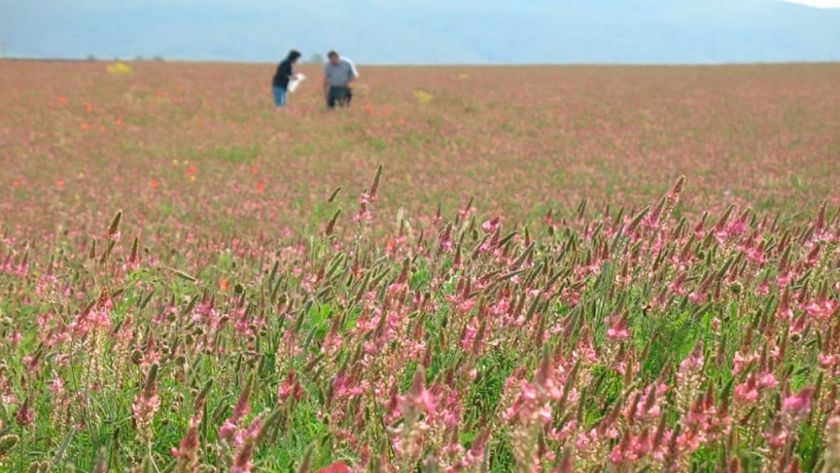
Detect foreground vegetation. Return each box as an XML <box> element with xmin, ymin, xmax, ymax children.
<box><xmin>1</xmin><ymin>167</ymin><xmax>839</xmax><ymax>471</ymax></box>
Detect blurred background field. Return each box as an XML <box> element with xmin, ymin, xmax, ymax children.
<box><xmin>1</xmin><ymin>60</ymin><xmax>838</xmax><ymax>244</ymax></box>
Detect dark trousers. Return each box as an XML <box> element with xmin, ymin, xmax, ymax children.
<box><xmin>327</xmin><ymin>86</ymin><xmax>353</xmax><ymax>108</ymax></box>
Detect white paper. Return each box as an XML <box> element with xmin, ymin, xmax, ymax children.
<box><xmin>288</xmin><ymin>73</ymin><xmax>306</xmax><ymax>93</ymax></box>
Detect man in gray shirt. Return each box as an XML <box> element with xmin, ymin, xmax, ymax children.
<box><xmin>323</xmin><ymin>50</ymin><xmax>359</xmax><ymax>109</ymax></box>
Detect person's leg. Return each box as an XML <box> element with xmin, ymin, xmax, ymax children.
<box><xmin>345</xmin><ymin>87</ymin><xmax>353</xmax><ymax>107</ymax></box>
<box><xmin>328</xmin><ymin>86</ymin><xmax>342</xmax><ymax>109</ymax></box>
<box><xmin>327</xmin><ymin>87</ymin><xmax>336</xmax><ymax>109</ymax></box>
<box><xmin>273</xmin><ymin>86</ymin><xmax>287</xmax><ymax>107</ymax></box>
<box><xmin>334</xmin><ymin>86</ymin><xmax>348</xmax><ymax>108</ymax></box>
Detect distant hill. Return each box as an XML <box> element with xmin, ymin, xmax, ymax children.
<box><xmin>1</xmin><ymin>0</ymin><xmax>839</xmax><ymax>64</ymax></box>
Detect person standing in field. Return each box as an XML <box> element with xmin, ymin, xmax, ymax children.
<box><xmin>272</xmin><ymin>49</ymin><xmax>302</xmax><ymax>109</ymax></box>
<box><xmin>323</xmin><ymin>50</ymin><xmax>359</xmax><ymax>109</ymax></box>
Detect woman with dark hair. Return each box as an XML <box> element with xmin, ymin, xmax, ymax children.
<box><xmin>272</xmin><ymin>49</ymin><xmax>302</xmax><ymax>108</ymax></box>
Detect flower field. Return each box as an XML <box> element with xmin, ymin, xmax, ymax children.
<box><xmin>0</xmin><ymin>60</ymin><xmax>839</xmax><ymax>472</ymax></box>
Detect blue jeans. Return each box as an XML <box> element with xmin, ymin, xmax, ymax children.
<box><xmin>272</xmin><ymin>86</ymin><xmax>287</xmax><ymax>107</ymax></box>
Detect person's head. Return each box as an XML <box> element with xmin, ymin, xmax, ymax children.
<box><xmin>288</xmin><ymin>49</ymin><xmax>302</xmax><ymax>63</ymax></box>
<box><xmin>328</xmin><ymin>50</ymin><xmax>340</xmax><ymax>65</ymax></box>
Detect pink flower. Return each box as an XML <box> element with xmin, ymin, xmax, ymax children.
<box><xmin>632</xmin><ymin>429</ymin><xmax>652</xmax><ymax>457</ymax></box>
<box><xmin>606</xmin><ymin>314</ymin><xmax>630</xmax><ymax>341</ymax></box>
<box><xmin>732</xmin><ymin>351</ymin><xmax>758</xmax><ymax>375</ymax></box>
<box><xmin>481</xmin><ymin>217</ymin><xmax>501</xmax><ymax>234</ymax></box>
<box><xmin>766</xmin><ymin>426</ymin><xmax>788</xmax><ymax>449</ymax></box>
<box><xmin>458</xmin><ymin>317</ymin><xmax>479</xmax><ymax>351</ymax></box>
<box><xmin>315</xmin><ymin>462</ymin><xmax>354</xmax><ymax>473</ymax></box>
<box><xmin>132</xmin><ymin>394</ymin><xmax>161</xmax><ymax>420</ymax></box>
<box><xmin>413</xmin><ymin>387</ymin><xmax>437</xmax><ymax>416</ymax></box>
<box><xmin>576</xmin><ymin>429</ymin><xmax>594</xmax><ymax>450</ymax></box>
<box><xmin>678</xmin><ymin>346</ymin><xmax>704</xmax><ymax>375</ymax></box>
<box><xmin>219</xmin><ymin>419</ymin><xmax>238</xmax><ymax>442</ymax></box>
<box><xmin>676</xmin><ymin>429</ymin><xmax>704</xmax><ymax>453</ymax></box>
<box><xmin>6</xmin><ymin>331</ymin><xmax>21</xmax><ymax>346</ymax></box>
<box><xmin>777</xmin><ymin>272</ymin><xmax>792</xmax><ymax>288</ymax></box>
<box><xmin>819</xmin><ymin>354</ymin><xmax>837</xmax><ymax>369</ymax></box>
<box><xmin>278</xmin><ymin>370</ymin><xmax>302</xmax><ymax>404</ymax></box>
<box><xmin>746</xmin><ymin>247</ymin><xmax>767</xmax><ymax>266</ymax></box>
<box><xmin>782</xmin><ymin>387</ymin><xmax>814</xmax><ymax>424</ymax></box>
<box><xmin>16</xmin><ymin>398</ymin><xmax>35</xmax><ymax>427</ymax></box>
<box><xmin>668</xmin><ymin>273</ymin><xmax>687</xmax><ymax>295</ymax></box>
<box><xmin>49</xmin><ymin>377</ymin><xmax>65</xmax><ymax>396</ymax></box>
<box><xmin>333</xmin><ymin>376</ymin><xmax>364</xmax><ymax>399</ymax></box>
<box><xmin>172</xmin><ymin>413</ymin><xmax>201</xmax><ymax>464</ymax></box>
<box><xmin>536</xmin><ymin>404</ymin><xmax>553</xmax><ymax>424</ymax></box>
<box><xmin>734</xmin><ymin>375</ymin><xmax>759</xmax><ymax>404</ymax></box>
<box><xmin>725</xmin><ymin>218</ymin><xmax>747</xmax><ymax>238</ymax></box>
<box><xmin>806</xmin><ymin>299</ymin><xmax>838</xmax><ymax>321</ymax></box>
<box><xmin>758</xmin><ymin>372</ymin><xmax>778</xmax><ymax>389</ymax></box>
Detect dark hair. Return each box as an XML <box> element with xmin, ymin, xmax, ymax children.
<box><xmin>327</xmin><ymin>50</ymin><xmax>339</xmax><ymax>59</ymax></box>
<box><xmin>288</xmin><ymin>49</ymin><xmax>302</xmax><ymax>60</ymax></box>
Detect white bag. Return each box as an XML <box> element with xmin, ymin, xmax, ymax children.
<box><xmin>288</xmin><ymin>73</ymin><xmax>306</xmax><ymax>93</ymax></box>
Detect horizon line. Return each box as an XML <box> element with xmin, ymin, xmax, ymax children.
<box><xmin>2</xmin><ymin>56</ymin><xmax>839</xmax><ymax>68</ymax></box>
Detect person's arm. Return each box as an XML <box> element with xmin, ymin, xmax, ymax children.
<box><xmin>347</xmin><ymin>61</ymin><xmax>359</xmax><ymax>87</ymax></box>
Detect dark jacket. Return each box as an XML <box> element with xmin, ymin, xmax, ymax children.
<box><xmin>272</xmin><ymin>59</ymin><xmax>294</xmax><ymax>89</ymax></box>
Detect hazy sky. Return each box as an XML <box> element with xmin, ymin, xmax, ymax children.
<box><xmin>1</xmin><ymin>0</ymin><xmax>838</xmax><ymax>64</ymax></box>
<box><xmin>14</xmin><ymin>0</ymin><xmax>834</xmax><ymax>8</ymax></box>
<box><xmin>783</xmin><ymin>0</ymin><xmax>840</xmax><ymax>6</ymax></box>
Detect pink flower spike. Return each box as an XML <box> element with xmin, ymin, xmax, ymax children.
<box><xmin>219</xmin><ymin>419</ymin><xmax>238</xmax><ymax>442</ymax></box>
<box><xmin>316</xmin><ymin>462</ymin><xmax>354</xmax><ymax>473</ymax></box>
<box><xmin>782</xmin><ymin>386</ymin><xmax>814</xmax><ymax>424</ymax></box>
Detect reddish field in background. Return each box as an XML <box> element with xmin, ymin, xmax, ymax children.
<box><xmin>1</xmin><ymin>60</ymin><xmax>838</xmax><ymax>243</ymax></box>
